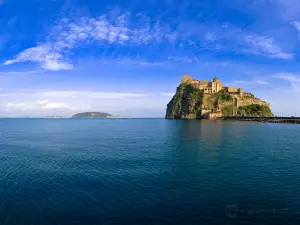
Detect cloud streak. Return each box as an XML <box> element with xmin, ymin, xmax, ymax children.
<box><xmin>291</xmin><ymin>21</ymin><xmax>300</xmax><ymax>39</ymax></box>
<box><xmin>200</xmin><ymin>24</ymin><xmax>294</xmax><ymax>60</ymax></box>
<box><xmin>160</xmin><ymin>92</ymin><xmax>174</xmax><ymax>97</ymax></box>
<box><xmin>4</xmin><ymin>44</ymin><xmax>73</xmax><ymax>71</ymax></box>
<box><xmin>104</xmin><ymin>58</ymin><xmax>164</xmax><ymax>66</ymax></box>
<box><xmin>4</xmin><ymin>10</ymin><xmax>294</xmax><ymax>71</ymax></box>
<box><xmin>168</xmin><ymin>56</ymin><xmax>193</xmax><ymax>63</ymax></box>
<box><xmin>233</xmin><ymin>80</ymin><xmax>270</xmax><ymax>85</ymax></box>
<box><xmin>4</xmin><ymin>14</ymin><xmax>178</xmax><ymax>70</ymax></box>
<box><xmin>243</xmin><ymin>35</ymin><xmax>293</xmax><ymax>60</ymax></box>
<box><xmin>6</xmin><ymin>100</ymin><xmax>80</xmax><ymax>111</ymax></box>
<box><xmin>275</xmin><ymin>73</ymin><xmax>300</xmax><ymax>89</ymax></box>
<box><xmin>0</xmin><ymin>90</ymin><xmax>151</xmax><ymax>99</ymax></box>
<box><xmin>0</xmin><ymin>89</ymin><xmax>171</xmax><ymax>117</ymax></box>
<box><xmin>291</xmin><ymin>21</ymin><xmax>300</xmax><ymax>31</ymax></box>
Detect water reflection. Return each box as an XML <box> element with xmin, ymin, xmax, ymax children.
<box><xmin>175</xmin><ymin>120</ymin><xmax>225</xmax><ymax>152</ymax></box>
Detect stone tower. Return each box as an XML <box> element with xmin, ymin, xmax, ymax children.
<box><xmin>212</xmin><ymin>77</ymin><xmax>223</xmax><ymax>93</ymax></box>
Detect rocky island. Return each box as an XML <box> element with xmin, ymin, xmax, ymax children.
<box><xmin>72</xmin><ymin>112</ymin><xmax>113</xmax><ymax>118</ymax></box>
<box><xmin>166</xmin><ymin>75</ymin><xmax>273</xmax><ymax>120</ymax></box>
<box><xmin>72</xmin><ymin>112</ymin><xmax>132</xmax><ymax>118</ymax></box>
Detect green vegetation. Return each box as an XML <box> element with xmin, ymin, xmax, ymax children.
<box><xmin>217</xmin><ymin>90</ymin><xmax>233</xmax><ymax>102</ymax></box>
<box><xmin>221</xmin><ymin>104</ymin><xmax>273</xmax><ymax>117</ymax></box>
<box><xmin>181</xmin><ymin>84</ymin><xmax>203</xmax><ymax>116</ymax></box>
<box><xmin>244</xmin><ymin>93</ymin><xmax>255</xmax><ymax>98</ymax></box>
<box><xmin>205</xmin><ymin>93</ymin><xmax>218</xmax><ymax>110</ymax></box>
<box><xmin>166</xmin><ymin>84</ymin><xmax>203</xmax><ymax>119</ymax></box>
<box><xmin>204</xmin><ymin>90</ymin><xmax>232</xmax><ymax>110</ymax></box>
<box><xmin>222</xmin><ymin>105</ymin><xmax>236</xmax><ymax>116</ymax></box>
<box><xmin>237</xmin><ymin>104</ymin><xmax>274</xmax><ymax>117</ymax></box>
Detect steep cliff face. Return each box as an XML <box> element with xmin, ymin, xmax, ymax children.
<box><xmin>166</xmin><ymin>82</ymin><xmax>273</xmax><ymax>119</ymax></box>
<box><xmin>166</xmin><ymin>84</ymin><xmax>203</xmax><ymax>119</ymax></box>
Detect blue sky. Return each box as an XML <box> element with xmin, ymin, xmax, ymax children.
<box><xmin>1</xmin><ymin>0</ymin><xmax>300</xmax><ymax>117</ymax></box>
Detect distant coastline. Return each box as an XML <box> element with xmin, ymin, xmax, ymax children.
<box><xmin>71</xmin><ymin>112</ymin><xmax>132</xmax><ymax>119</ymax></box>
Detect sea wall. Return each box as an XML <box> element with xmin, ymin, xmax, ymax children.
<box><xmin>219</xmin><ymin>116</ymin><xmax>300</xmax><ymax>124</ymax></box>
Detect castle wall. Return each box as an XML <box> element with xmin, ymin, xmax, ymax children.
<box><xmin>199</xmin><ymin>84</ymin><xmax>209</xmax><ymax>89</ymax></box>
<box><xmin>226</xmin><ymin>87</ymin><xmax>238</xmax><ymax>93</ymax></box>
<box><xmin>202</xmin><ymin>112</ymin><xmax>222</xmax><ymax>120</ymax></box>
<box><xmin>237</xmin><ymin>98</ymin><xmax>270</xmax><ymax>108</ymax></box>
<box><xmin>170</xmin><ymin>75</ymin><xmax>273</xmax><ymax>119</ymax></box>
<box><xmin>181</xmin><ymin>74</ymin><xmax>270</xmax><ymax>110</ymax></box>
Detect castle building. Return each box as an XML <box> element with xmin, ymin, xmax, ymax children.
<box><xmin>181</xmin><ymin>75</ymin><xmax>243</xmax><ymax>95</ymax></box>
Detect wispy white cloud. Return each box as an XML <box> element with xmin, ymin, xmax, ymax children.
<box><xmin>168</xmin><ymin>56</ymin><xmax>193</xmax><ymax>63</ymax></box>
<box><xmin>256</xmin><ymin>80</ymin><xmax>270</xmax><ymax>85</ymax></box>
<box><xmin>275</xmin><ymin>72</ymin><xmax>300</xmax><ymax>81</ymax></box>
<box><xmin>0</xmin><ymin>70</ymin><xmax>43</xmax><ymax>76</ymax></box>
<box><xmin>291</xmin><ymin>21</ymin><xmax>300</xmax><ymax>31</ymax></box>
<box><xmin>4</xmin><ymin>13</ymin><xmax>178</xmax><ymax>70</ymax></box>
<box><xmin>0</xmin><ymin>90</ymin><xmax>150</xmax><ymax>99</ymax></box>
<box><xmin>4</xmin><ymin>44</ymin><xmax>73</xmax><ymax>71</ymax></box>
<box><xmin>243</xmin><ymin>35</ymin><xmax>293</xmax><ymax>60</ymax></box>
<box><xmin>273</xmin><ymin>72</ymin><xmax>300</xmax><ymax>89</ymax></box>
<box><xmin>4</xmin><ymin>9</ymin><xmax>294</xmax><ymax>71</ymax></box>
<box><xmin>201</xmin><ymin>23</ymin><xmax>293</xmax><ymax>60</ymax></box>
<box><xmin>291</xmin><ymin>21</ymin><xmax>300</xmax><ymax>39</ymax></box>
<box><xmin>233</xmin><ymin>79</ymin><xmax>270</xmax><ymax>85</ymax></box>
<box><xmin>109</xmin><ymin>58</ymin><xmax>164</xmax><ymax>66</ymax></box>
<box><xmin>273</xmin><ymin>72</ymin><xmax>299</xmax><ymax>81</ymax></box>
<box><xmin>160</xmin><ymin>92</ymin><xmax>174</xmax><ymax>97</ymax></box>
<box><xmin>6</xmin><ymin>100</ymin><xmax>87</xmax><ymax>111</ymax></box>
<box><xmin>0</xmin><ymin>89</ymin><xmax>171</xmax><ymax>117</ymax></box>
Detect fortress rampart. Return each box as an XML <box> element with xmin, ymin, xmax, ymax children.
<box><xmin>181</xmin><ymin>74</ymin><xmax>244</xmax><ymax>96</ymax></box>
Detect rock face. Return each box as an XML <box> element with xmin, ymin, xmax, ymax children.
<box><xmin>72</xmin><ymin>112</ymin><xmax>112</xmax><ymax>118</ymax></box>
<box><xmin>166</xmin><ymin>75</ymin><xmax>273</xmax><ymax>119</ymax></box>
<box><xmin>166</xmin><ymin>83</ymin><xmax>203</xmax><ymax>119</ymax></box>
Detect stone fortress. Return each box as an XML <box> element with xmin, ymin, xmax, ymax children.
<box><xmin>180</xmin><ymin>75</ymin><xmax>271</xmax><ymax>119</ymax></box>
<box><xmin>181</xmin><ymin>75</ymin><xmax>244</xmax><ymax>95</ymax></box>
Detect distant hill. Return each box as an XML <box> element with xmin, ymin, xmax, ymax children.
<box><xmin>72</xmin><ymin>112</ymin><xmax>113</xmax><ymax>118</ymax></box>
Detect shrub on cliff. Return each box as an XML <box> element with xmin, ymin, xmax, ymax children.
<box><xmin>237</xmin><ymin>104</ymin><xmax>273</xmax><ymax>117</ymax></box>
<box><xmin>222</xmin><ymin>105</ymin><xmax>236</xmax><ymax>116</ymax></box>
<box><xmin>166</xmin><ymin>84</ymin><xmax>203</xmax><ymax>119</ymax></box>
<box><xmin>217</xmin><ymin>90</ymin><xmax>232</xmax><ymax>102</ymax></box>
<box><xmin>181</xmin><ymin>84</ymin><xmax>202</xmax><ymax>114</ymax></box>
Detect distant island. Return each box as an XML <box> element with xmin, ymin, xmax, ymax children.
<box><xmin>72</xmin><ymin>112</ymin><xmax>132</xmax><ymax>118</ymax></box>
<box><xmin>166</xmin><ymin>75</ymin><xmax>273</xmax><ymax>119</ymax></box>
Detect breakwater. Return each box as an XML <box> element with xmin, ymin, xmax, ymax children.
<box><xmin>218</xmin><ymin>116</ymin><xmax>300</xmax><ymax>124</ymax></box>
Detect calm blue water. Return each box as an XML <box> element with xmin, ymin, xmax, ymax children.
<box><xmin>0</xmin><ymin>119</ymin><xmax>300</xmax><ymax>225</ymax></box>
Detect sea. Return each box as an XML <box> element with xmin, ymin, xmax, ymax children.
<box><xmin>0</xmin><ymin>118</ymin><xmax>300</xmax><ymax>225</ymax></box>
